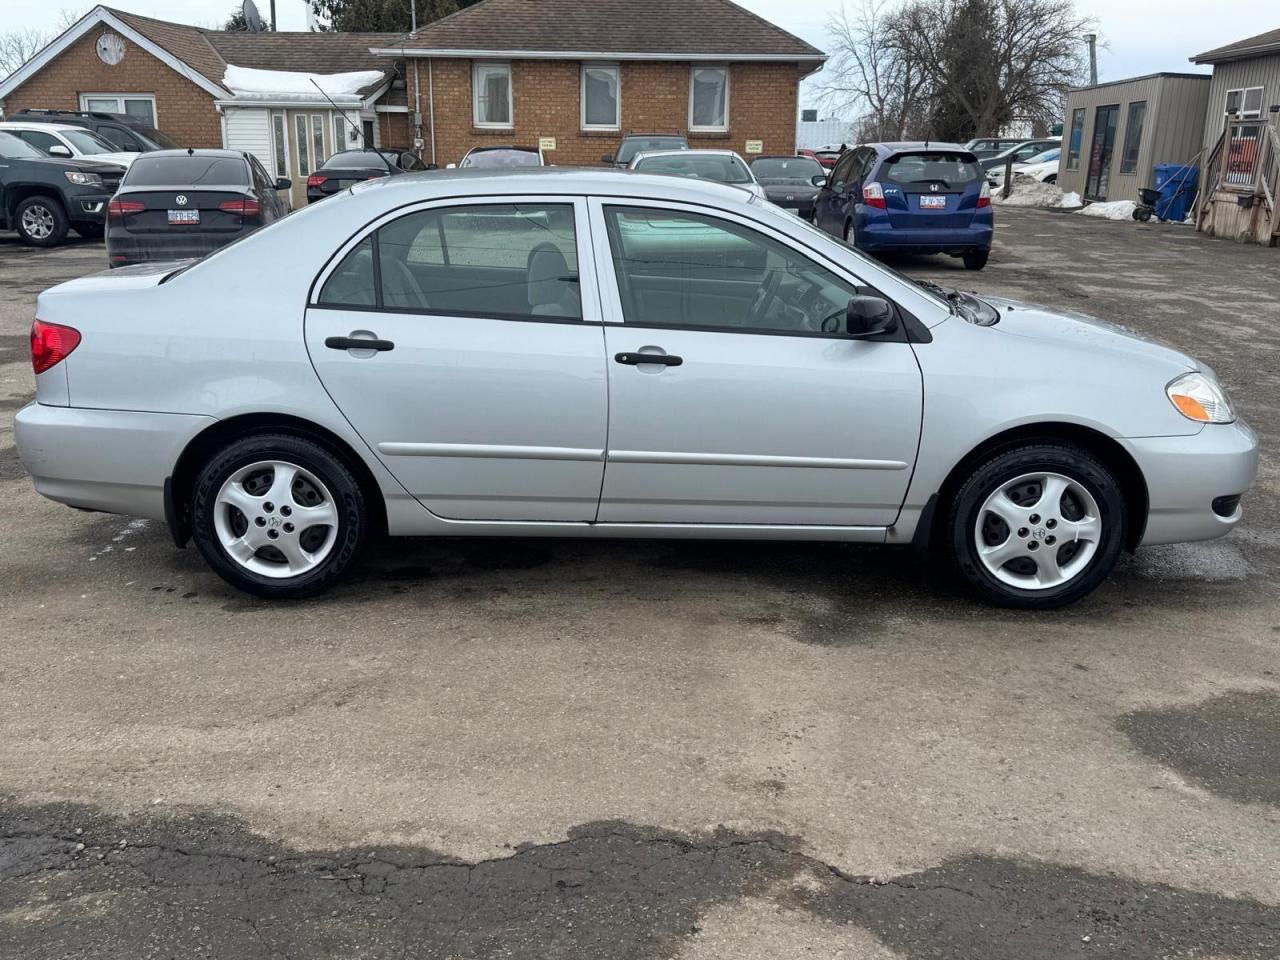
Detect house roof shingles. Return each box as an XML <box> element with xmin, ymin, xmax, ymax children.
<box><xmin>384</xmin><ymin>0</ymin><xmax>824</xmax><ymax>58</ymax></box>
<box><xmin>1192</xmin><ymin>26</ymin><xmax>1280</xmax><ymax>64</ymax></box>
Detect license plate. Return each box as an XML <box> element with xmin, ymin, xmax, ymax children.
<box><xmin>919</xmin><ymin>195</ymin><xmax>947</xmax><ymax>209</ymax></box>
<box><xmin>167</xmin><ymin>209</ymin><xmax>200</xmax><ymax>225</ymax></box>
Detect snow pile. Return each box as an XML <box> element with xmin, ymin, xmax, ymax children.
<box><xmin>1061</xmin><ymin>191</ymin><xmax>1082</xmax><ymax>207</ymax></box>
<box><xmin>223</xmin><ymin>65</ymin><xmax>385</xmax><ymax>100</ymax></box>
<box><xmin>991</xmin><ymin>174</ymin><xmax>1074</xmax><ymax>208</ymax></box>
<box><xmin>1077</xmin><ymin>199</ymin><xmax>1137</xmax><ymax>221</ymax></box>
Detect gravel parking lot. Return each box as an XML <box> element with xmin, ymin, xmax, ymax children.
<box><xmin>1</xmin><ymin>209</ymin><xmax>1278</xmax><ymax>958</ymax></box>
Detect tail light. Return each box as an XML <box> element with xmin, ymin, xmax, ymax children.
<box><xmin>306</xmin><ymin>174</ymin><xmax>328</xmax><ymax>188</ymax></box>
<box><xmin>862</xmin><ymin>182</ymin><xmax>887</xmax><ymax>209</ymax></box>
<box><xmin>107</xmin><ymin>198</ymin><xmax>144</xmax><ymax>220</ymax></box>
<box><xmin>218</xmin><ymin>198</ymin><xmax>261</xmax><ymax>217</ymax></box>
<box><xmin>31</xmin><ymin>320</ymin><xmax>81</xmax><ymax>375</ymax></box>
<box><xmin>977</xmin><ymin>181</ymin><xmax>992</xmax><ymax>208</ymax></box>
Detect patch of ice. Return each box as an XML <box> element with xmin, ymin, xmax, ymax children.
<box><xmin>223</xmin><ymin>65</ymin><xmax>384</xmax><ymax>99</ymax></box>
<box><xmin>1078</xmin><ymin>199</ymin><xmax>1137</xmax><ymax>221</ymax></box>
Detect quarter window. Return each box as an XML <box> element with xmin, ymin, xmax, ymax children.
<box><xmin>473</xmin><ymin>62</ymin><xmax>513</xmax><ymax>128</ymax></box>
<box><xmin>603</xmin><ymin>206</ymin><xmax>859</xmax><ymax>336</ymax></box>
<box><xmin>689</xmin><ymin>66</ymin><xmax>729</xmax><ymax>132</ymax></box>
<box><xmin>319</xmin><ymin>237</ymin><xmax>377</xmax><ymax>307</ymax></box>
<box><xmin>581</xmin><ymin>64</ymin><xmax>620</xmax><ymax>130</ymax></box>
<box><xmin>1119</xmin><ymin>101</ymin><xmax>1146</xmax><ymax>174</ymax></box>
<box><xmin>1066</xmin><ymin>107</ymin><xmax>1086</xmax><ymax>169</ymax></box>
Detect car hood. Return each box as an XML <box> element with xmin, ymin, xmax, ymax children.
<box><xmin>21</xmin><ymin>155</ymin><xmax>126</xmax><ymax>174</ymax></box>
<box><xmin>981</xmin><ymin>296</ymin><xmax>1198</xmax><ymax>373</ymax></box>
<box><xmin>83</xmin><ymin>151</ymin><xmax>137</xmax><ymax>168</ymax></box>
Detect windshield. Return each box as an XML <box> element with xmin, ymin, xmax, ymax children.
<box><xmin>634</xmin><ymin>153</ymin><xmax>752</xmax><ymax>184</ymax></box>
<box><xmin>63</xmin><ymin>129</ymin><xmax>120</xmax><ymax>154</ymax></box>
<box><xmin>460</xmin><ymin>148</ymin><xmax>540</xmax><ymax>167</ymax></box>
<box><xmin>1024</xmin><ymin>148</ymin><xmax>1060</xmax><ymax>164</ymax></box>
<box><xmin>751</xmin><ymin>157</ymin><xmax>823</xmax><ymax>179</ymax></box>
<box><xmin>0</xmin><ymin>131</ymin><xmax>43</xmax><ymax>159</ymax></box>
<box><xmin>616</xmin><ymin>137</ymin><xmax>686</xmax><ymax>164</ymax></box>
<box><xmin>882</xmin><ymin>152</ymin><xmax>981</xmax><ymax>187</ymax></box>
<box><xmin>124</xmin><ymin>155</ymin><xmax>248</xmax><ymax>186</ymax></box>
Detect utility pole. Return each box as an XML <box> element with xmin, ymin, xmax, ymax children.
<box><xmin>1085</xmin><ymin>33</ymin><xmax>1098</xmax><ymax>86</ymax></box>
<box><xmin>269</xmin><ymin>0</ymin><xmax>276</xmax><ymax>30</ymax></box>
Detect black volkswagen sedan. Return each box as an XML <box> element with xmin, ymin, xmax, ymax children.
<box><xmin>749</xmin><ymin>155</ymin><xmax>826</xmax><ymax>220</ymax></box>
<box><xmin>306</xmin><ymin>149</ymin><xmax>427</xmax><ymax>203</ymax></box>
<box><xmin>106</xmin><ymin>149</ymin><xmax>290</xmax><ymax>267</ymax></box>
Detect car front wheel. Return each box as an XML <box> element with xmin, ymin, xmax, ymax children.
<box><xmin>945</xmin><ymin>443</ymin><xmax>1127</xmax><ymax>609</ymax></box>
<box><xmin>191</xmin><ymin>434</ymin><xmax>369</xmax><ymax>598</ymax></box>
<box><xmin>15</xmin><ymin>196</ymin><xmax>69</xmax><ymax>247</ymax></box>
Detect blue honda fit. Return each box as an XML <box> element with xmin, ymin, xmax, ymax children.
<box><xmin>812</xmin><ymin>142</ymin><xmax>994</xmax><ymax>270</ymax></box>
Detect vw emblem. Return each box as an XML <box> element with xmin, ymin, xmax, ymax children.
<box><xmin>175</xmin><ymin>195</ymin><xmax>188</xmax><ymax>206</ymax></box>
<box><xmin>929</xmin><ymin>183</ymin><xmax>940</xmax><ymax>192</ymax></box>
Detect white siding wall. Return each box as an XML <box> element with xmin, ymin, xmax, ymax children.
<box><xmin>222</xmin><ymin>107</ymin><xmax>273</xmax><ymax>172</ymax></box>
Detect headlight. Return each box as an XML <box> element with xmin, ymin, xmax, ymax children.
<box><xmin>1167</xmin><ymin>371</ymin><xmax>1236</xmax><ymax>423</ymax></box>
<box><xmin>64</xmin><ymin>171</ymin><xmax>104</xmax><ymax>187</ymax></box>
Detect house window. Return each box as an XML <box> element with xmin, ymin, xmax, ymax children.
<box><xmin>295</xmin><ymin>114</ymin><xmax>310</xmax><ymax>177</ymax></box>
<box><xmin>1119</xmin><ymin>100</ymin><xmax>1146</xmax><ymax>175</ymax></box>
<box><xmin>334</xmin><ymin>116</ymin><xmax>347</xmax><ymax>152</ymax></box>
<box><xmin>581</xmin><ymin>64</ymin><xmax>620</xmax><ymax>130</ymax></box>
<box><xmin>689</xmin><ymin>66</ymin><xmax>729</xmax><ymax>132</ymax></box>
<box><xmin>473</xmin><ymin>62</ymin><xmax>513</xmax><ymax>128</ymax></box>
<box><xmin>1066</xmin><ymin>107</ymin><xmax>1086</xmax><ymax>169</ymax></box>
<box><xmin>362</xmin><ymin>119</ymin><xmax>376</xmax><ymax>149</ymax></box>
<box><xmin>312</xmin><ymin>113</ymin><xmax>326</xmax><ymax>167</ymax></box>
<box><xmin>1225</xmin><ymin>87</ymin><xmax>1264</xmax><ymax>119</ymax></box>
<box><xmin>80</xmin><ymin>93</ymin><xmax>156</xmax><ymax>126</ymax></box>
<box><xmin>271</xmin><ymin>112</ymin><xmax>287</xmax><ymax>179</ymax></box>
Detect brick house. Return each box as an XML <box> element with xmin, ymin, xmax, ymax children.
<box><xmin>372</xmin><ymin>0</ymin><xmax>826</xmax><ymax>167</ymax></box>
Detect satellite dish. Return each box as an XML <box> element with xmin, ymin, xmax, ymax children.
<box><xmin>242</xmin><ymin>0</ymin><xmax>265</xmax><ymax>32</ymax></box>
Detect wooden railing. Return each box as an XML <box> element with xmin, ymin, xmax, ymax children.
<box><xmin>1197</xmin><ymin>115</ymin><xmax>1280</xmax><ymax>244</ymax></box>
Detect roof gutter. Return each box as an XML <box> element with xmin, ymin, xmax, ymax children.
<box><xmin>368</xmin><ymin>48</ymin><xmax>826</xmax><ymax>63</ymax></box>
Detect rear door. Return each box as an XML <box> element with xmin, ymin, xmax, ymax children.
<box><xmin>305</xmin><ymin>196</ymin><xmax>609</xmax><ymax>522</ymax></box>
<box><xmin>877</xmin><ymin>151</ymin><xmax>985</xmax><ymax>230</ymax></box>
<box><xmin>813</xmin><ymin>150</ymin><xmax>859</xmax><ymax>235</ymax></box>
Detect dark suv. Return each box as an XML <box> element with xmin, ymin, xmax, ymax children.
<box><xmin>602</xmin><ymin>133</ymin><xmax>689</xmax><ymax>167</ymax></box>
<box><xmin>10</xmin><ymin>109</ymin><xmax>181</xmax><ymax>153</ymax></box>
<box><xmin>0</xmin><ymin>131</ymin><xmax>124</xmax><ymax>246</ymax></box>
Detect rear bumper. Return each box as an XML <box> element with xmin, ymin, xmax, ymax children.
<box><xmin>105</xmin><ymin>230</ymin><xmax>247</xmax><ymax>267</ymax></box>
<box><xmin>1121</xmin><ymin>420</ymin><xmax>1259</xmax><ymax>547</ymax></box>
<box><xmin>14</xmin><ymin>402</ymin><xmax>214</xmax><ymax>521</ymax></box>
<box><xmin>858</xmin><ymin>221</ymin><xmax>993</xmax><ymax>253</ymax></box>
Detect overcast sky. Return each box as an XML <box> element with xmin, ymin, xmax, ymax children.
<box><xmin>11</xmin><ymin>0</ymin><xmax>1277</xmax><ymax>108</ymax></box>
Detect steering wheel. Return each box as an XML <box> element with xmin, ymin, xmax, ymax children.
<box><xmin>747</xmin><ymin>269</ymin><xmax>782</xmax><ymax>325</ymax></box>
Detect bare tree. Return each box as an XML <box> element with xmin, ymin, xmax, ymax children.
<box><xmin>0</xmin><ymin>28</ymin><xmax>49</xmax><ymax>78</ymax></box>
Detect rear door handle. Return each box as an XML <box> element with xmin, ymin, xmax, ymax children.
<box><xmin>615</xmin><ymin>352</ymin><xmax>682</xmax><ymax>366</ymax></box>
<box><xmin>325</xmin><ymin>336</ymin><xmax>394</xmax><ymax>352</ymax></box>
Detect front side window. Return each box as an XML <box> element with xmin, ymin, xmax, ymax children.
<box><xmin>473</xmin><ymin>62</ymin><xmax>513</xmax><ymax>128</ymax></box>
<box><xmin>604</xmin><ymin>206</ymin><xmax>859</xmax><ymax>336</ymax></box>
<box><xmin>689</xmin><ymin>66</ymin><xmax>729</xmax><ymax>132</ymax></box>
<box><xmin>62</xmin><ymin>129</ymin><xmax>117</xmax><ymax>155</ymax></box>
<box><xmin>582</xmin><ymin>64</ymin><xmax>620</xmax><ymax>130</ymax></box>
<box><xmin>1119</xmin><ymin>101</ymin><xmax>1146</xmax><ymax>174</ymax></box>
<box><xmin>319</xmin><ymin>203</ymin><xmax>580</xmax><ymax>320</ymax></box>
<box><xmin>1067</xmin><ymin>107</ymin><xmax>1086</xmax><ymax>169</ymax></box>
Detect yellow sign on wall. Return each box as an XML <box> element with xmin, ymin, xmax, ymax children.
<box><xmin>538</xmin><ymin>136</ymin><xmax>557</xmax><ymax>152</ymax></box>
<box><xmin>744</xmin><ymin>139</ymin><xmax>764</xmax><ymax>154</ymax></box>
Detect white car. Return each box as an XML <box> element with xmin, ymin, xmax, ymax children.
<box><xmin>0</xmin><ymin>121</ymin><xmax>138</xmax><ymax>169</ymax></box>
<box><xmin>628</xmin><ymin>149</ymin><xmax>766</xmax><ymax>200</ymax></box>
<box><xmin>15</xmin><ymin>169</ymin><xmax>1256</xmax><ymax>607</ymax></box>
<box><xmin>988</xmin><ymin>149</ymin><xmax>1061</xmax><ymax>188</ymax></box>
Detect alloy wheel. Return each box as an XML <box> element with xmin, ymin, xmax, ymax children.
<box><xmin>212</xmin><ymin>460</ymin><xmax>339</xmax><ymax>578</ymax></box>
<box><xmin>21</xmin><ymin>204</ymin><xmax>55</xmax><ymax>241</ymax></box>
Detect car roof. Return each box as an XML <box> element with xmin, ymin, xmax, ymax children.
<box><xmin>136</xmin><ymin>148</ymin><xmax>246</xmax><ymax>159</ymax></box>
<box><xmin>869</xmin><ymin>141</ymin><xmax>969</xmax><ymax>152</ymax></box>
<box><xmin>466</xmin><ymin>145</ymin><xmax>539</xmax><ymax>153</ymax></box>
<box><xmin>635</xmin><ymin>149</ymin><xmax>741</xmax><ymax>159</ymax></box>
<box><xmin>0</xmin><ymin>121</ymin><xmax>84</xmax><ymax>132</ymax></box>
<box><xmin>620</xmin><ymin>133</ymin><xmax>687</xmax><ymax>139</ymax></box>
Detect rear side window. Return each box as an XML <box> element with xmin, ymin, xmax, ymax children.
<box><xmin>317</xmin><ymin>203</ymin><xmax>580</xmax><ymax>320</ymax></box>
<box><xmin>97</xmin><ymin>125</ymin><xmax>141</xmax><ymax>151</ymax></box>
<box><xmin>881</xmin><ymin>152</ymin><xmax>981</xmax><ymax>187</ymax></box>
<box><xmin>124</xmin><ymin>156</ymin><xmax>249</xmax><ymax>186</ymax></box>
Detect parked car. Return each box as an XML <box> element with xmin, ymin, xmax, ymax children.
<box><xmin>307</xmin><ymin>149</ymin><xmax>427</xmax><ymax>203</ymax></box>
<box><xmin>0</xmin><ymin>120</ymin><xmax>139</xmax><ymax>169</ymax></box>
<box><xmin>812</xmin><ymin>142</ymin><xmax>993</xmax><ymax>270</ymax></box>
<box><xmin>602</xmin><ymin>133</ymin><xmax>688</xmax><ymax>167</ymax></box>
<box><xmin>798</xmin><ymin>147</ymin><xmax>844</xmax><ymax>169</ymax></box>
<box><xmin>105</xmin><ymin>149</ymin><xmax>290</xmax><ymax>267</ymax></box>
<box><xmin>456</xmin><ymin>146</ymin><xmax>544</xmax><ymax>168</ymax></box>
<box><xmin>979</xmin><ymin>138</ymin><xmax>1061</xmax><ymax>172</ymax></box>
<box><xmin>963</xmin><ymin>137</ymin><xmax>1027</xmax><ymax>159</ymax></box>
<box><xmin>749</xmin><ymin>154</ymin><xmax>827</xmax><ymax>219</ymax></box>
<box><xmin>988</xmin><ymin>148</ymin><xmax>1061</xmax><ymax>189</ymax></box>
<box><xmin>0</xmin><ymin>131</ymin><xmax>124</xmax><ymax>246</ymax></box>
<box><xmin>10</xmin><ymin>108</ymin><xmax>181</xmax><ymax>153</ymax></box>
<box><xmin>628</xmin><ymin>149</ymin><xmax>765</xmax><ymax>199</ymax></box>
<box><xmin>15</xmin><ymin>169</ymin><xmax>1256</xmax><ymax>608</ymax></box>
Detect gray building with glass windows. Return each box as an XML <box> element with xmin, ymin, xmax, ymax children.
<box><xmin>1056</xmin><ymin>73</ymin><xmax>1210</xmax><ymax>203</ymax></box>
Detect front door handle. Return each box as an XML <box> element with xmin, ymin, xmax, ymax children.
<box><xmin>325</xmin><ymin>336</ymin><xmax>394</xmax><ymax>352</ymax></box>
<box><xmin>615</xmin><ymin>352</ymin><xmax>682</xmax><ymax>367</ymax></box>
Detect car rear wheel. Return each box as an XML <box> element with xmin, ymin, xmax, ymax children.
<box><xmin>945</xmin><ymin>443</ymin><xmax>1127</xmax><ymax>609</ymax></box>
<box><xmin>962</xmin><ymin>249</ymin><xmax>989</xmax><ymax>270</ymax></box>
<box><xmin>15</xmin><ymin>196</ymin><xmax>69</xmax><ymax>247</ymax></box>
<box><xmin>191</xmin><ymin>434</ymin><xmax>369</xmax><ymax>598</ymax></box>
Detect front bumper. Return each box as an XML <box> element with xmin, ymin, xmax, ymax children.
<box><xmin>14</xmin><ymin>403</ymin><xmax>214</xmax><ymax>521</ymax></box>
<box><xmin>67</xmin><ymin>192</ymin><xmax>113</xmax><ymax>223</ymax></box>
<box><xmin>1122</xmin><ymin>419</ymin><xmax>1259</xmax><ymax>546</ymax></box>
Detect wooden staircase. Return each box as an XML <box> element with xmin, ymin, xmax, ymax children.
<box><xmin>1195</xmin><ymin>117</ymin><xmax>1280</xmax><ymax>247</ymax></box>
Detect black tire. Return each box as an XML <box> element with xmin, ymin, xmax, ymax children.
<box><xmin>944</xmin><ymin>442</ymin><xmax>1127</xmax><ymax>610</ymax></box>
<box><xmin>1044</xmin><ymin>174</ymin><xmax>1057</xmax><ymax>184</ymax></box>
<box><xmin>1134</xmin><ymin>207</ymin><xmax>1153</xmax><ymax>222</ymax></box>
<box><xmin>75</xmin><ymin>222</ymin><xmax>104</xmax><ymax>239</ymax></box>
<box><xmin>14</xmin><ymin>195</ymin><xmax>69</xmax><ymax>247</ymax></box>
<box><xmin>191</xmin><ymin>433</ymin><xmax>370</xmax><ymax>598</ymax></box>
<box><xmin>962</xmin><ymin>249</ymin><xmax>989</xmax><ymax>270</ymax></box>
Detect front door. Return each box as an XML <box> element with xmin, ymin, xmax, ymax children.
<box><xmin>591</xmin><ymin>201</ymin><xmax>922</xmax><ymax>527</ymax></box>
<box><xmin>1085</xmin><ymin>104</ymin><xmax>1120</xmax><ymax>201</ymax></box>
<box><xmin>305</xmin><ymin>197</ymin><xmax>609</xmax><ymax>521</ymax></box>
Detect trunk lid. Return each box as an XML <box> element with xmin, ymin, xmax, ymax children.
<box><xmin>111</xmin><ymin>188</ymin><xmax>258</xmax><ymax>233</ymax></box>
<box><xmin>880</xmin><ymin>150</ymin><xmax>985</xmax><ymax>229</ymax></box>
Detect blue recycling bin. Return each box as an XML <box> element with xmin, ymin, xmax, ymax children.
<box><xmin>1152</xmin><ymin>163</ymin><xmax>1198</xmax><ymax>223</ymax></box>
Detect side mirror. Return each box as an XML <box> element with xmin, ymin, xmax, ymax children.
<box><xmin>274</xmin><ymin>178</ymin><xmax>292</xmax><ymax>191</ymax></box>
<box><xmin>811</xmin><ymin>173</ymin><xmax>827</xmax><ymax>188</ymax></box>
<box><xmin>601</xmin><ymin>154</ymin><xmax>614</xmax><ymax>165</ymax></box>
<box><xmin>845</xmin><ymin>295</ymin><xmax>898</xmax><ymax>338</ymax></box>
<box><xmin>48</xmin><ymin>144</ymin><xmax>73</xmax><ymax>157</ymax></box>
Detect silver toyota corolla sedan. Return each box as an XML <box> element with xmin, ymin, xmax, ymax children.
<box><xmin>16</xmin><ymin>169</ymin><xmax>1257</xmax><ymax>608</ymax></box>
